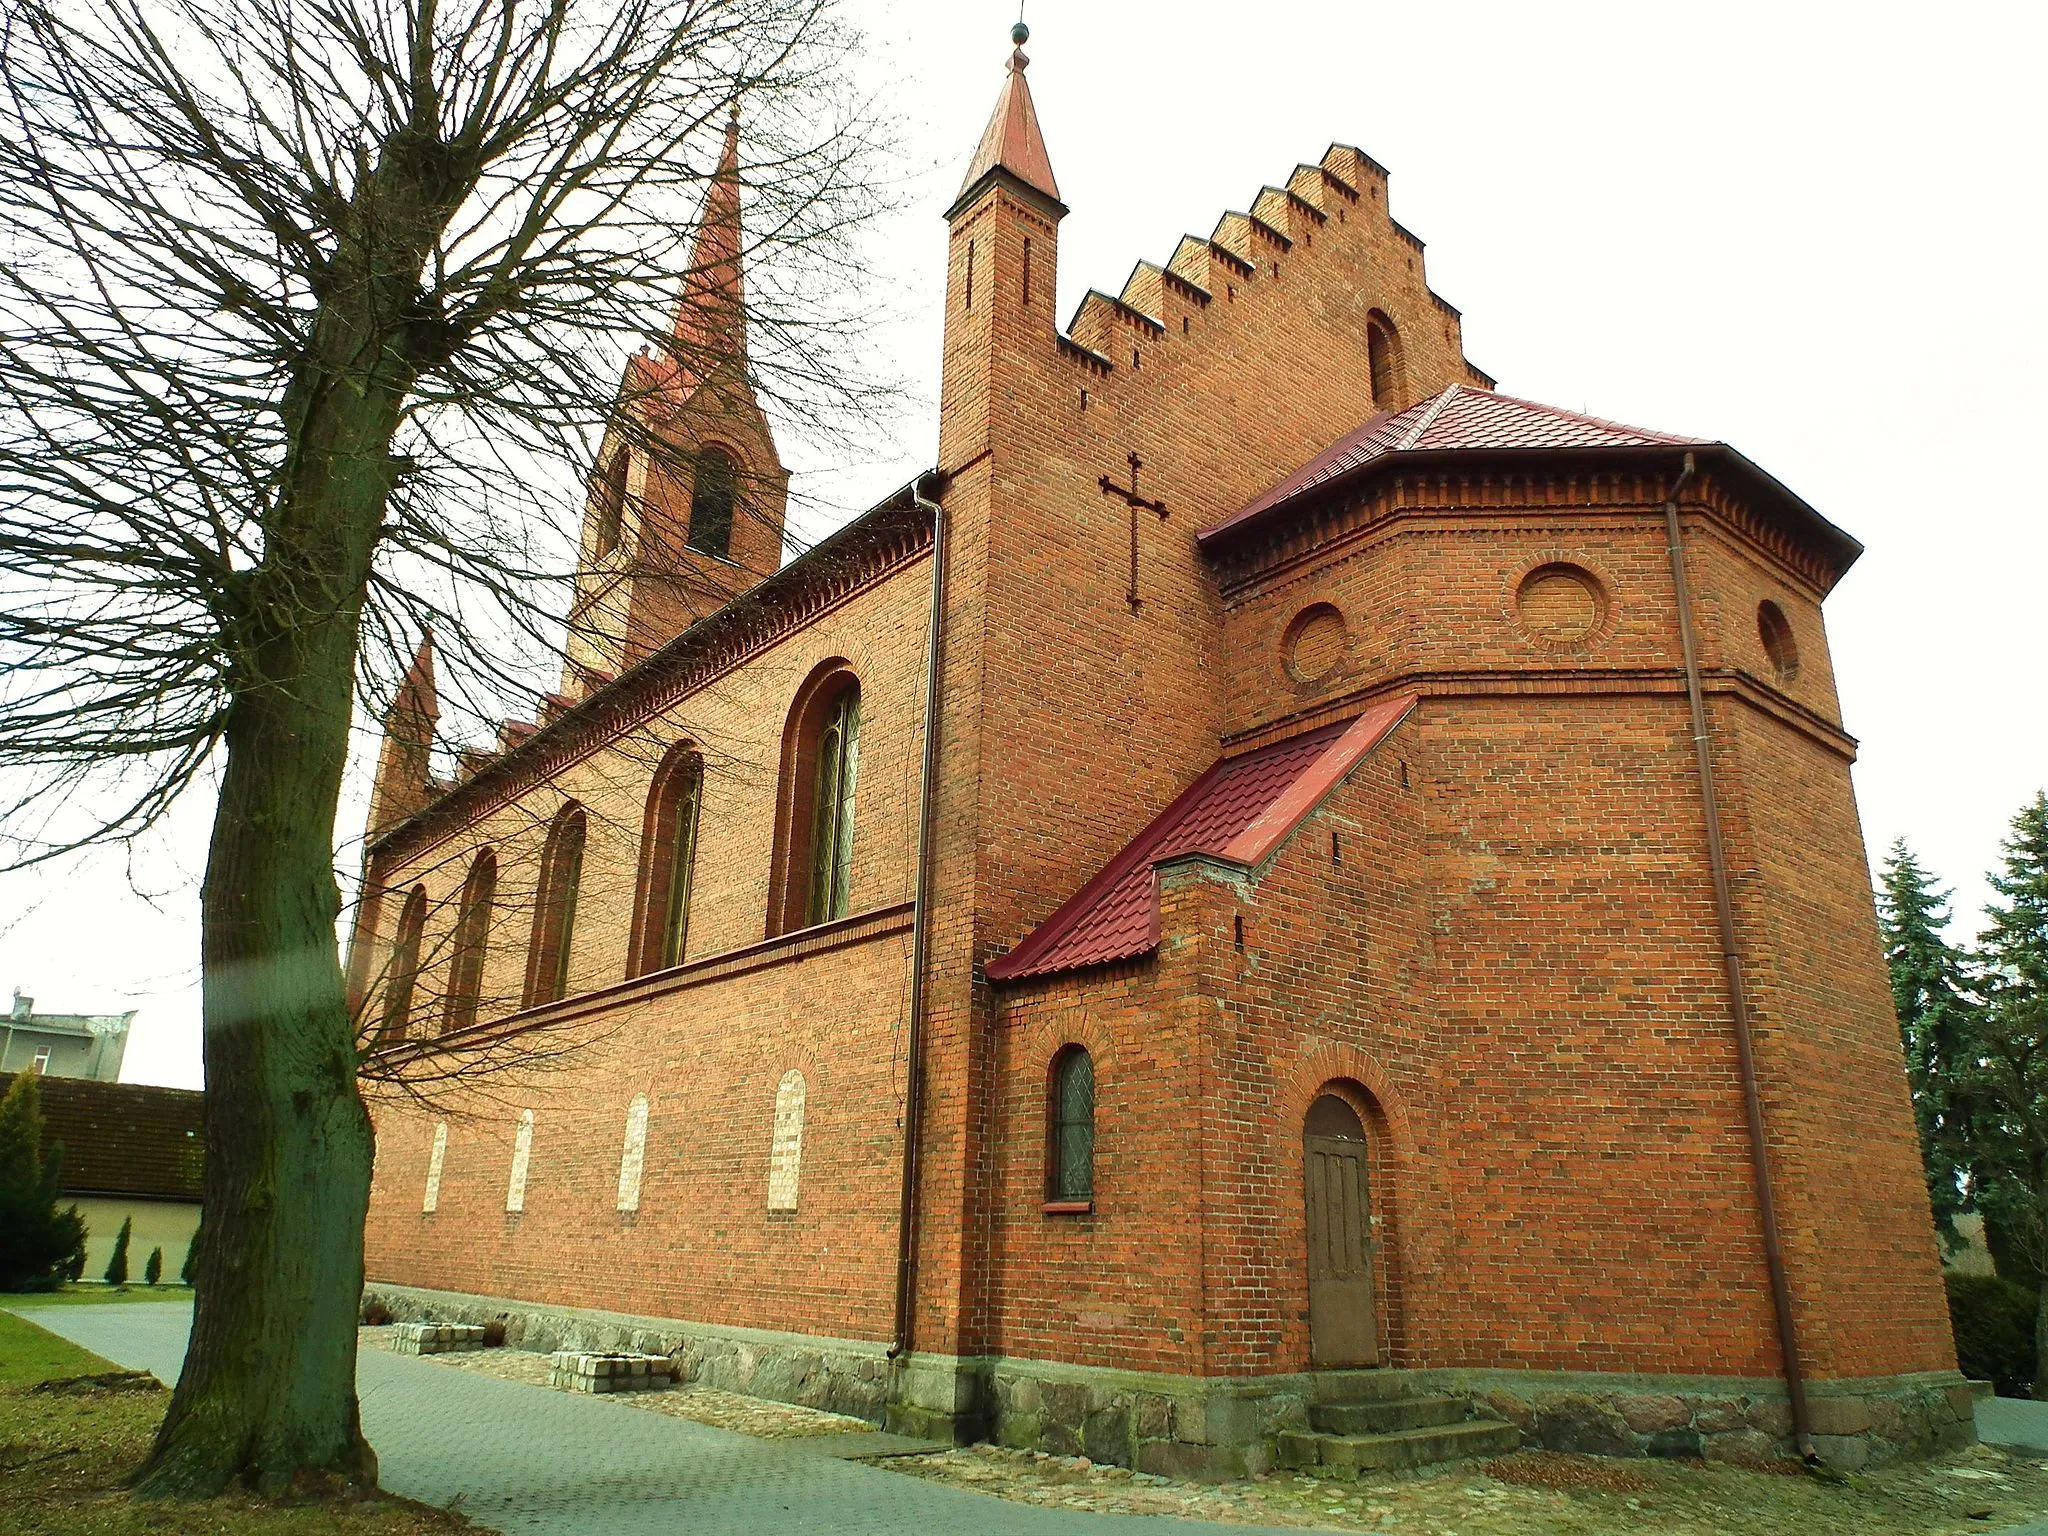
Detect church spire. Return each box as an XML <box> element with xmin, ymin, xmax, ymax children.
<box><xmin>948</xmin><ymin>22</ymin><xmax>1062</xmax><ymax>219</ymax></box>
<box><xmin>369</xmin><ymin>630</ymin><xmax>440</xmax><ymax>835</ymax></box>
<box><xmin>671</xmin><ymin>106</ymin><xmax>746</xmax><ymax>367</ymax></box>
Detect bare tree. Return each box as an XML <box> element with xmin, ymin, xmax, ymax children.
<box><xmin>0</xmin><ymin>0</ymin><xmax>891</xmax><ymax>1497</ymax></box>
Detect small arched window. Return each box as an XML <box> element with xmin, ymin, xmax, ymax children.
<box><xmin>524</xmin><ymin>804</ymin><xmax>587</xmax><ymax>1008</ymax></box>
<box><xmin>687</xmin><ymin>447</ymin><xmax>737</xmax><ymax>560</ymax></box>
<box><xmin>1366</xmin><ymin>311</ymin><xmax>1403</xmax><ymax>411</ymax></box>
<box><xmin>630</xmin><ymin>744</ymin><xmax>703</xmax><ymax>976</ymax></box>
<box><xmin>767</xmin><ymin>1069</ymin><xmax>806</xmax><ymax>1213</ymax></box>
<box><xmin>442</xmin><ymin>850</ymin><xmax>496</xmax><ymax>1035</ymax></box>
<box><xmin>1048</xmin><ymin>1046</ymin><xmax>1096</xmax><ymax>1203</ymax></box>
<box><xmin>594</xmin><ymin>450</ymin><xmax>629</xmax><ymax>558</ymax></box>
<box><xmin>617</xmin><ymin>1094</ymin><xmax>650</xmax><ymax>1213</ymax></box>
<box><xmin>770</xmin><ymin>668</ymin><xmax>863</xmax><ymax>935</ymax></box>
<box><xmin>379</xmin><ymin>884</ymin><xmax>429</xmax><ymax>1043</ymax></box>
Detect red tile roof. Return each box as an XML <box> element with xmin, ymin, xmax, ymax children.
<box><xmin>1198</xmin><ymin>385</ymin><xmax>1705</xmax><ymax>545</ymax></box>
<box><xmin>1</xmin><ymin>1073</ymin><xmax>204</xmax><ymax>1201</ymax></box>
<box><xmin>986</xmin><ymin>696</ymin><xmax>1416</xmax><ymax>983</ymax></box>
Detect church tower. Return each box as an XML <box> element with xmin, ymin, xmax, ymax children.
<box><xmin>561</xmin><ymin>109</ymin><xmax>790</xmax><ymax>693</ymax></box>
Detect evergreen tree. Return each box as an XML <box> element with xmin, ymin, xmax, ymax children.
<box><xmin>180</xmin><ymin>1229</ymin><xmax>199</xmax><ymax>1288</ymax></box>
<box><xmin>0</xmin><ymin>1070</ymin><xmax>89</xmax><ymax>1292</ymax></box>
<box><xmin>1964</xmin><ymin>793</ymin><xmax>2048</xmax><ymax>1396</ymax></box>
<box><xmin>104</xmin><ymin>1215</ymin><xmax>132</xmax><ymax>1288</ymax></box>
<box><xmin>1879</xmin><ymin>839</ymin><xmax>1980</xmax><ymax>1242</ymax></box>
<box><xmin>144</xmin><ymin>1247</ymin><xmax>163</xmax><ymax>1286</ymax></box>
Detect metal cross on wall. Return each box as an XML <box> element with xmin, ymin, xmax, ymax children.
<box><xmin>1099</xmin><ymin>451</ymin><xmax>1169</xmax><ymax>609</ymax></box>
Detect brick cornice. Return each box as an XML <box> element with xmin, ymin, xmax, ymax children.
<box><xmin>369</xmin><ymin>493</ymin><xmax>932</xmax><ymax>868</ymax></box>
<box><xmin>1205</xmin><ymin>453</ymin><xmax>1852</xmax><ymax>600</ymax></box>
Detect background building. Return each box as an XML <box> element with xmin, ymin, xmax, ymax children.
<box><xmin>1</xmin><ymin>991</ymin><xmax>133</xmax><ymax>1082</ymax></box>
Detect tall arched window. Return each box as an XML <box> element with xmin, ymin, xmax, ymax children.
<box><xmin>593</xmin><ymin>450</ymin><xmax>629</xmax><ymax>557</ymax></box>
<box><xmin>442</xmin><ymin>850</ymin><xmax>496</xmax><ymax>1035</ymax></box>
<box><xmin>1366</xmin><ymin>311</ymin><xmax>1403</xmax><ymax>410</ymax></box>
<box><xmin>687</xmin><ymin>447</ymin><xmax>737</xmax><ymax>559</ymax></box>
<box><xmin>769</xmin><ymin>668</ymin><xmax>862</xmax><ymax>935</ymax></box>
<box><xmin>630</xmin><ymin>744</ymin><xmax>703</xmax><ymax>976</ymax></box>
<box><xmin>524</xmin><ymin>804</ymin><xmax>587</xmax><ymax>1008</ymax></box>
<box><xmin>378</xmin><ymin>885</ymin><xmax>429</xmax><ymax>1043</ymax></box>
<box><xmin>1047</xmin><ymin>1046</ymin><xmax>1096</xmax><ymax>1203</ymax></box>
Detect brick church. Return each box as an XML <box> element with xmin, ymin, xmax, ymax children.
<box><xmin>353</xmin><ymin>26</ymin><xmax>1968</xmax><ymax>1474</ymax></box>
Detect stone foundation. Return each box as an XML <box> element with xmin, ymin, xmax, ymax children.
<box><xmin>363</xmin><ymin>1284</ymin><xmax>1973</xmax><ymax>1475</ymax></box>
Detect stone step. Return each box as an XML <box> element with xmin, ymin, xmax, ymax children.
<box><xmin>1310</xmin><ymin>1395</ymin><xmax>1472</xmax><ymax>1436</ymax></box>
<box><xmin>1277</xmin><ymin>1417</ymin><xmax>1522</xmax><ymax>1476</ymax></box>
<box><xmin>1309</xmin><ymin>1369</ymin><xmax>1435</xmax><ymax>1403</ymax></box>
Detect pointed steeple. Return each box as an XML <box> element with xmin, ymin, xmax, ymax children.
<box><xmin>670</xmin><ymin>106</ymin><xmax>746</xmax><ymax>369</ymax></box>
<box><xmin>369</xmin><ymin>631</ymin><xmax>441</xmax><ymax>835</ymax></box>
<box><xmin>948</xmin><ymin>23</ymin><xmax>1063</xmax><ymax>219</ymax></box>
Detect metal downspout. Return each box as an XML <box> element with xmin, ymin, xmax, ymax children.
<box><xmin>890</xmin><ymin>470</ymin><xmax>948</xmax><ymax>1360</ymax></box>
<box><xmin>1661</xmin><ymin>451</ymin><xmax>1819</xmax><ymax>1464</ymax></box>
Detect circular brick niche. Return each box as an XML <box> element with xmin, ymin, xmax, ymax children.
<box><xmin>1758</xmin><ymin>599</ymin><xmax>1801</xmax><ymax>683</ymax></box>
<box><xmin>1283</xmin><ymin>603</ymin><xmax>1348</xmax><ymax>683</ymax></box>
<box><xmin>1515</xmin><ymin>563</ymin><xmax>1605</xmax><ymax>645</ymax></box>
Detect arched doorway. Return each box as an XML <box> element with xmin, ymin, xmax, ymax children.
<box><xmin>1304</xmin><ymin>1093</ymin><xmax>1378</xmax><ymax>1366</ymax></box>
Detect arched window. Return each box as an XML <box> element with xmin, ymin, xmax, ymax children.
<box><xmin>769</xmin><ymin>668</ymin><xmax>862</xmax><ymax>935</ymax></box>
<box><xmin>767</xmin><ymin>1069</ymin><xmax>806</xmax><ymax>1213</ymax></box>
<box><xmin>593</xmin><ymin>450</ymin><xmax>629</xmax><ymax>558</ymax></box>
<box><xmin>1758</xmin><ymin>600</ymin><xmax>1801</xmax><ymax>684</ymax></box>
<box><xmin>630</xmin><ymin>745</ymin><xmax>703</xmax><ymax>976</ymax></box>
<box><xmin>442</xmin><ymin>850</ymin><xmax>496</xmax><ymax>1035</ymax></box>
<box><xmin>1047</xmin><ymin>1046</ymin><xmax>1096</xmax><ymax>1203</ymax></box>
<box><xmin>687</xmin><ymin>447</ymin><xmax>737</xmax><ymax>559</ymax></box>
<box><xmin>524</xmin><ymin>804</ymin><xmax>587</xmax><ymax>1008</ymax></box>
<box><xmin>378</xmin><ymin>884</ymin><xmax>429</xmax><ymax>1043</ymax></box>
<box><xmin>506</xmin><ymin>1108</ymin><xmax>534</xmax><ymax>1213</ymax></box>
<box><xmin>1366</xmin><ymin>311</ymin><xmax>1403</xmax><ymax>410</ymax></box>
<box><xmin>617</xmin><ymin>1094</ymin><xmax>650</xmax><ymax>1213</ymax></box>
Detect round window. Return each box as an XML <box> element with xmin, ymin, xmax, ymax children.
<box><xmin>1515</xmin><ymin>563</ymin><xmax>1605</xmax><ymax>645</ymax></box>
<box><xmin>1758</xmin><ymin>600</ymin><xmax>1800</xmax><ymax>683</ymax></box>
<box><xmin>1283</xmin><ymin>603</ymin><xmax>1348</xmax><ymax>683</ymax></box>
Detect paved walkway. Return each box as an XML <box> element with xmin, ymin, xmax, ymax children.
<box><xmin>13</xmin><ymin>1303</ymin><xmax>1298</xmax><ymax>1536</ymax></box>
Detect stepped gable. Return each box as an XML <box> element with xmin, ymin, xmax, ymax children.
<box><xmin>987</xmin><ymin>696</ymin><xmax>1415</xmax><ymax>983</ymax></box>
<box><xmin>950</xmin><ymin>23</ymin><xmax>1061</xmax><ymax>217</ymax></box>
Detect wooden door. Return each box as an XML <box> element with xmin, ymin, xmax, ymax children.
<box><xmin>1305</xmin><ymin>1093</ymin><xmax>1379</xmax><ymax>1367</ymax></box>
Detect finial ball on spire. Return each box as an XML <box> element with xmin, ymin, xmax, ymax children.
<box><xmin>1011</xmin><ymin>20</ymin><xmax>1029</xmax><ymax>45</ymax></box>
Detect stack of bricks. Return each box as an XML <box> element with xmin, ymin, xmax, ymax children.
<box><xmin>548</xmin><ymin>1350</ymin><xmax>676</xmax><ymax>1393</ymax></box>
<box><xmin>392</xmin><ymin>1322</ymin><xmax>484</xmax><ymax>1355</ymax></box>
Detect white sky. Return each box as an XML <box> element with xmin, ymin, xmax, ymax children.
<box><xmin>2</xmin><ymin>0</ymin><xmax>2040</xmax><ymax>1090</ymax></box>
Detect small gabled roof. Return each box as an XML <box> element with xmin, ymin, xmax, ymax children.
<box><xmin>1200</xmin><ymin>385</ymin><xmax>1702</xmax><ymax>544</ymax></box>
<box><xmin>986</xmin><ymin>696</ymin><xmax>1416</xmax><ymax>984</ymax></box>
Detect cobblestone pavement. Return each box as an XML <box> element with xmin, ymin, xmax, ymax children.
<box><xmin>14</xmin><ymin>1302</ymin><xmax>1303</xmax><ymax>1536</ymax></box>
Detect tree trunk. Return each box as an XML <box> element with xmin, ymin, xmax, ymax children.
<box><xmin>135</xmin><ymin>601</ymin><xmax>378</xmax><ymax>1496</ymax></box>
<box><xmin>2036</xmin><ymin>1258</ymin><xmax>2048</xmax><ymax>1402</ymax></box>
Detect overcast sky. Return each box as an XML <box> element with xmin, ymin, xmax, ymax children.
<box><xmin>2</xmin><ymin>0</ymin><xmax>2039</xmax><ymax>1089</ymax></box>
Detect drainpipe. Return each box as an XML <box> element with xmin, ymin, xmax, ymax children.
<box><xmin>1661</xmin><ymin>452</ymin><xmax>1819</xmax><ymax>1465</ymax></box>
<box><xmin>890</xmin><ymin>470</ymin><xmax>948</xmax><ymax>1361</ymax></box>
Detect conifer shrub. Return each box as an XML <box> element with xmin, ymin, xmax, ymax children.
<box><xmin>180</xmin><ymin>1230</ymin><xmax>198</xmax><ymax>1287</ymax></box>
<box><xmin>1947</xmin><ymin>1272</ymin><xmax>2038</xmax><ymax>1397</ymax></box>
<box><xmin>144</xmin><ymin>1246</ymin><xmax>163</xmax><ymax>1286</ymax></box>
<box><xmin>103</xmin><ymin>1215</ymin><xmax>132</xmax><ymax>1288</ymax></box>
<box><xmin>0</xmin><ymin>1070</ymin><xmax>89</xmax><ymax>1292</ymax></box>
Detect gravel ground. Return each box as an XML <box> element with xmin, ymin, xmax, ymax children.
<box><xmin>880</xmin><ymin>1440</ymin><xmax>2048</xmax><ymax>1534</ymax></box>
<box><xmin>358</xmin><ymin>1332</ymin><xmax>2048</xmax><ymax>1532</ymax></box>
<box><xmin>363</xmin><ymin>1333</ymin><xmax>873</xmax><ymax>1440</ymax></box>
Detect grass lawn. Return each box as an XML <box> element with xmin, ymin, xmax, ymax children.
<box><xmin>0</xmin><ymin>1312</ymin><xmax>466</xmax><ymax>1536</ymax></box>
<box><xmin>4</xmin><ymin>1285</ymin><xmax>195</xmax><ymax>1308</ymax></box>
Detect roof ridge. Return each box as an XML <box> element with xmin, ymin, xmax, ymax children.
<box><xmin>1395</xmin><ymin>384</ymin><xmax>1463</xmax><ymax>450</ymax></box>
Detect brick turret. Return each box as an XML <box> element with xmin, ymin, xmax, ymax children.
<box><xmin>366</xmin><ymin>632</ymin><xmax>439</xmax><ymax>837</ymax></box>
